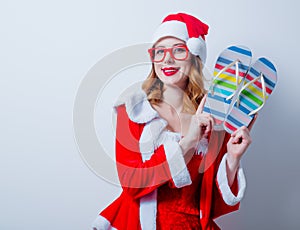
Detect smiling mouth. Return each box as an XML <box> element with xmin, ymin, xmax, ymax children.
<box><xmin>161</xmin><ymin>67</ymin><xmax>180</xmax><ymax>76</ymax></box>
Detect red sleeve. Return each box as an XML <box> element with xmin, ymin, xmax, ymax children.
<box><xmin>211</xmin><ymin>133</ymin><xmax>243</xmax><ymax>219</ymax></box>
<box><xmin>115</xmin><ymin>105</ymin><xmax>174</xmax><ymax>199</ymax></box>
<box><xmin>212</xmin><ymin>173</ymin><xmax>240</xmax><ymax>219</ymax></box>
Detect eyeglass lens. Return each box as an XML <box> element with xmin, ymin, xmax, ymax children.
<box><xmin>151</xmin><ymin>46</ymin><xmax>188</xmax><ymax>62</ymax></box>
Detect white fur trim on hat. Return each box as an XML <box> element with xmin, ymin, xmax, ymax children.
<box><xmin>187</xmin><ymin>37</ymin><xmax>207</xmax><ymax>63</ymax></box>
<box><xmin>152</xmin><ymin>21</ymin><xmax>189</xmax><ymax>44</ymax></box>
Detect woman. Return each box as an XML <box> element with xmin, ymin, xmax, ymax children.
<box><xmin>92</xmin><ymin>12</ymin><xmax>253</xmax><ymax>230</ymax></box>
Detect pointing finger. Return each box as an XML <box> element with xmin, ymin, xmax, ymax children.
<box><xmin>196</xmin><ymin>94</ymin><xmax>207</xmax><ymax>116</ymax></box>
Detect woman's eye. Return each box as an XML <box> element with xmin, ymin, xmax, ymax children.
<box><xmin>155</xmin><ymin>49</ymin><xmax>165</xmax><ymax>55</ymax></box>
<box><xmin>174</xmin><ymin>47</ymin><xmax>186</xmax><ymax>53</ymax></box>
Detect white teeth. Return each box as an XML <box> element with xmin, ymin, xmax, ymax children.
<box><xmin>163</xmin><ymin>68</ymin><xmax>178</xmax><ymax>73</ymax></box>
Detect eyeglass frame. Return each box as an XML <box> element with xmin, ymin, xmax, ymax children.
<box><xmin>148</xmin><ymin>44</ymin><xmax>189</xmax><ymax>63</ymax></box>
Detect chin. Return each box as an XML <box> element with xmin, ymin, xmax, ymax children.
<box><xmin>164</xmin><ymin>79</ymin><xmax>187</xmax><ymax>89</ymax></box>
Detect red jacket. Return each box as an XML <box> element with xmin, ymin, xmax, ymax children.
<box><xmin>92</xmin><ymin>91</ymin><xmax>246</xmax><ymax>230</ymax></box>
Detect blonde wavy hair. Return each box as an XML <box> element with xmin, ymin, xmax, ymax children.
<box><xmin>142</xmin><ymin>55</ymin><xmax>207</xmax><ymax>114</ymax></box>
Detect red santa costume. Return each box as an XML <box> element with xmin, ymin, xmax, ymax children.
<box><xmin>92</xmin><ymin>13</ymin><xmax>247</xmax><ymax>230</ymax></box>
<box><xmin>91</xmin><ymin>90</ymin><xmax>246</xmax><ymax>230</ymax></box>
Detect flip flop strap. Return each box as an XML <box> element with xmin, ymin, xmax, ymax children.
<box><xmin>211</xmin><ymin>59</ymin><xmax>241</xmax><ymax>100</ymax></box>
<box><xmin>237</xmin><ymin>72</ymin><xmax>266</xmax><ymax>116</ymax></box>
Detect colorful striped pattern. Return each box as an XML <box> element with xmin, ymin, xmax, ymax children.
<box><xmin>224</xmin><ymin>57</ymin><xmax>277</xmax><ymax>133</ymax></box>
<box><xmin>203</xmin><ymin>45</ymin><xmax>252</xmax><ymax>129</ymax></box>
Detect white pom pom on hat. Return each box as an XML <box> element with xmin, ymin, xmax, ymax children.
<box><xmin>152</xmin><ymin>12</ymin><xmax>209</xmax><ymax>63</ymax></box>
<box><xmin>186</xmin><ymin>37</ymin><xmax>207</xmax><ymax>62</ymax></box>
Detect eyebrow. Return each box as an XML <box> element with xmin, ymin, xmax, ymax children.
<box><xmin>155</xmin><ymin>43</ymin><xmax>185</xmax><ymax>48</ymax></box>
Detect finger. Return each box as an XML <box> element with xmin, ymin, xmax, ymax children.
<box><xmin>206</xmin><ymin>118</ymin><xmax>214</xmax><ymax>135</ymax></box>
<box><xmin>208</xmin><ymin>115</ymin><xmax>214</xmax><ymax>129</ymax></box>
<box><xmin>206</xmin><ymin>115</ymin><xmax>214</xmax><ymax>132</ymax></box>
<box><xmin>248</xmin><ymin>113</ymin><xmax>258</xmax><ymax>131</ymax></box>
<box><xmin>228</xmin><ymin>136</ymin><xmax>235</xmax><ymax>145</ymax></box>
<box><xmin>230</xmin><ymin>128</ymin><xmax>239</xmax><ymax>137</ymax></box>
<box><xmin>231</xmin><ymin>128</ymin><xmax>246</xmax><ymax>143</ymax></box>
<box><xmin>198</xmin><ymin>113</ymin><xmax>214</xmax><ymax>125</ymax></box>
<box><xmin>198</xmin><ymin>117</ymin><xmax>209</xmax><ymax>129</ymax></box>
<box><xmin>233</xmin><ymin>129</ymin><xmax>251</xmax><ymax>145</ymax></box>
<box><xmin>231</xmin><ymin>126</ymin><xmax>248</xmax><ymax>137</ymax></box>
<box><xmin>196</xmin><ymin>94</ymin><xmax>207</xmax><ymax>115</ymax></box>
<box><xmin>198</xmin><ymin>117</ymin><xmax>212</xmax><ymax>135</ymax></box>
<box><xmin>205</xmin><ymin>118</ymin><xmax>212</xmax><ymax>134</ymax></box>
<box><xmin>232</xmin><ymin>133</ymin><xmax>243</xmax><ymax>144</ymax></box>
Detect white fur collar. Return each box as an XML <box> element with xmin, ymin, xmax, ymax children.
<box><xmin>114</xmin><ymin>89</ymin><xmax>159</xmax><ymax>123</ymax></box>
<box><xmin>114</xmin><ymin>89</ymin><xmax>208</xmax><ymax>155</ymax></box>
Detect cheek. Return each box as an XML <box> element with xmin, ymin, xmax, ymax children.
<box><xmin>181</xmin><ymin>63</ymin><xmax>192</xmax><ymax>76</ymax></box>
<box><xmin>181</xmin><ymin>55</ymin><xmax>192</xmax><ymax>76</ymax></box>
<box><xmin>153</xmin><ymin>64</ymin><xmax>159</xmax><ymax>73</ymax></box>
<box><xmin>154</xmin><ymin>64</ymin><xmax>163</xmax><ymax>78</ymax></box>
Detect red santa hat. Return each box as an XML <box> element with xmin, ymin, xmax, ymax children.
<box><xmin>152</xmin><ymin>12</ymin><xmax>209</xmax><ymax>63</ymax></box>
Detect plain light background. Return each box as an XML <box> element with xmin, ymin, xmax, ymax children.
<box><xmin>1</xmin><ymin>0</ymin><xmax>299</xmax><ymax>229</ymax></box>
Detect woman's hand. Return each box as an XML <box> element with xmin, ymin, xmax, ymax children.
<box><xmin>185</xmin><ymin>94</ymin><xmax>214</xmax><ymax>143</ymax></box>
<box><xmin>225</xmin><ymin>114</ymin><xmax>256</xmax><ymax>186</ymax></box>
<box><xmin>227</xmin><ymin>114</ymin><xmax>257</xmax><ymax>161</ymax></box>
<box><xmin>227</xmin><ymin>126</ymin><xmax>252</xmax><ymax>161</ymax></box>
<box><xmin>180</xmin><ymin>95</ymin><xmax>213</xmax><ymax>163</ymax></box>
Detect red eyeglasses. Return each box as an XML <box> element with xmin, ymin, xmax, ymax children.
<box><xmin>148</xmin><ymin>45</ymin><xmax>189</xmax><ymax>63</ymax></box>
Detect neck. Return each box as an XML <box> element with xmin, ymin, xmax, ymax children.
<box><xmin>162</xmin><ymin>85</ymin><xmax>184</xmax><ymax>113</ymax></box>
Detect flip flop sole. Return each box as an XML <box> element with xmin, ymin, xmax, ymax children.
<box><xmin>224</xmin><ymin>57</ymin><xmax>277</xmax><ymax>133</ymax></box>
<box><xmin>204</xmin><ymin>45</ymin><xmax>252</xmax><ymax>128</ymax></box>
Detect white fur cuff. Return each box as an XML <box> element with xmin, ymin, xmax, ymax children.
<box><xmin>216</xmin><ymin>153</ymin><xmax>246</xmax><ymax>206</ymax></box>
<box><xmin>164</xmin><ymin>141</ymin><xmax>192</xmax><ymax>188</ymax></box>
<box><xmin>91</xmin><ymin>215</ymin><xmax>116</xmax><ymax>230</ymax></box>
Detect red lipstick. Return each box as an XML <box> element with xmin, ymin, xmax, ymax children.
<box><xmin>161</xmin><ymin>67</ymin><xmax>180</xmax><ymax>76</ymax></box>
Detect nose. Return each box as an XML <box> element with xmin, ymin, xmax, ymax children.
<box><xmin>163</xmin><ymin>50</ymin><xmax>175</xmax><ymax>64</ymax></box>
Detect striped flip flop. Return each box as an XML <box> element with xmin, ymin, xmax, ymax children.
<box><xmin>203</xmin><ymin>45</ymin><xmax>252</xmax><ymax>130</ymax></box>
<box><xmin>223</xmin><ymin>57</ymin><xmax>277</xmax><ymax>133</ymax></box>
